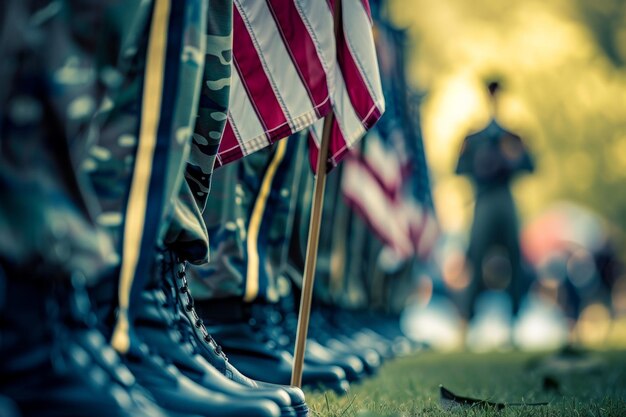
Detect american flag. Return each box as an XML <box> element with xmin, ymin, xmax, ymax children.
<box><xmin>341</xmin><ymin>10</ymin><xmax>439</xmax><ymax>260</ymax></box>
<box><xmin>215</xmin><ymin>0</ymin><xmax>385</xmax><ymax>172</ymax></box>
<box><xmin>342</xmin><ymin>132</ymin><xmax>414</xmax><ymax>258</ymax></box>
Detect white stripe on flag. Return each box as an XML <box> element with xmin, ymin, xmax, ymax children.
<box><xmin>363</xmin><ymin>132</ymin><xmax>403</xmax><ymax>195</ymax></box>
<box><xmin>228</xmin><ymin>67</ymin><xmax>265</xmax><ymax>152</ymax></box>
<box><xmin>332</xmin><ymin>65</ymin><xmax>366</xmax><ymax>147</ymax></box>
<box><xmin>293</xmin><ymin>0</ymin><xmax>336</xmax><ymax>94</ymax></box>
<box><xmin>342</xmin><ymin>156</ymin><xmax>413</xmax><ymax>257</ymax></box>
<box><xmin>342</xmin><ymin>0</ymin><xmax>384</xmax><ymax>110</ymax></box>
<box><xmin>309</xmin><ymin>118</ymin><xmax>324</xmax><ymax>148</ymax></box>
<box><xmin>237</xmin><ymin>0</ymin><xmax>316</xmax><ymax>130</ymax></box>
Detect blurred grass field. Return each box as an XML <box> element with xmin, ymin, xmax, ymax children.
<box><xmin>304</xmin><ymin>350</ymin><xmax>626</xmax><ymax>417</ymax></box>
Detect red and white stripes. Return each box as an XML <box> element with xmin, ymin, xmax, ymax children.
<box><xmin>216</xmin><ymin>0</ymin><xmax>384</xmax><ymax>172</ymax></box>
<box><xmin>342</xmin><ymin>133</ymin><xmax>440</xmax><ymax>260</ymax></box>
<box><xmin>341</xmin><ymin>133</ymin><xmax>414</xmax><ymax>259</ymax></box>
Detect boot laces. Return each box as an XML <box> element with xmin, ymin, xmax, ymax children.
<box><xmin>174</xmin><ymin>262</ymin><xmax>226</xmax><ymax>358</ymax></box>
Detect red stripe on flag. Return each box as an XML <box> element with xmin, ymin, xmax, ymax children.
<box><xmin>342</xmin><ymin>155</ymin><xmax>413</xmax><ymax>257</ymax></box>
<box><xmin>215</xmin><ymin>120</ymin><xmax>244</xmax><ymax>168</ymax></box>
<box><xmin>328</xmin><ymin>117</ymin><xmax>349</xmax><ymax>168</ymax></box>
<box><xmin>232</xmin><ymin>5</ymin><xmax>288</xmax><ymax>134</ymax></box>
<box><xmin>265</xmin><ymin>0</ymin><xmax>331</xmax><ymax>119</ymax></box>
<box><xmin>336</xmin><ymin>22</ymin><xmax>382</xmax><ymax>129</ymax></box>
<box><xmin>309</xmin><ymin>118</ymin><xmax>351</xmax><ymax>172</ymax></box>
<box><xmin>326</xmin><ymin>0</ymin><xmax>335</xmax><ymax>14</ymax></box>
<box><xmin>360</xmin><ymin>159</ymin><xmax>402</xmax><ymax>201</ymax></box>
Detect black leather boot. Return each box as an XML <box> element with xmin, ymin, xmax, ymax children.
<box><xmin>133</xmin><ymin>278</ymin><xmax>296</xmax><ymax>417</ymax></box>
<box><xmin>321</xmin><ymin>307</ymin><xmax>395</xmax><ymax>360</ymax></box>
<box><xmin>279</xmin><ymin>304</ymin><xmax>365</xmax><ymax>383</ymax></box>
<box><xmin>168</xmin><ymin>256</ymin><xmax>309</xmax><ymax>417</ymax></box>
<box><xmin>349</xmin><ymin>311</ymin><xmax>419</xmax><ymax>357</ymax></box>
<box><xmin>0</xmin><ymin>275</ymin><xmax>170</xmax><ymax>417</ymax></box>
<box><xmin>0</xmin><ymin>395</ymin><xmax>19</xmax><ymax>417</ymax></box>
<box><xmin>309</xmin><ymin>309</ymin><xmax>382</xmax><ymax>376</ymax></box>
<box><xmin>122</xmin><ymin>342</ymin><xmax>281</xmax><ymax>417</ymax></box>
<box><xmin>193</xmin><ymin>297</ymin><xmax>350</xmax><ymax>394</ymax></box>
<box><xmin>87</xmin><ymin>257</ymin><xmax>281</xmax><ymax>417</ymax></box>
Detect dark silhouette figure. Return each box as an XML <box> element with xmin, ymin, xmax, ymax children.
<box><xmin>456</xmin><ymin>81</ymin><xmax>534</xmax><ymax>318</ymax></box>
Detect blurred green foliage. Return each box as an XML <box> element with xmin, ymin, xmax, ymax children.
<box><xmin>387</xmin><ymin>0</ymin><xmax>626</xmax><ymax>246</ymax></box>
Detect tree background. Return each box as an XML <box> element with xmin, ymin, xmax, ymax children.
<box><xmin>388</xmin><ymin>0</ymin><xmax>626</xmax><ymax>250</ymax></box>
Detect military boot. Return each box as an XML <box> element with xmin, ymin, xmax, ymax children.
<box><xmin>194</xmin><ymin>295</ymin><xmax>349</xmax><ymax>394</ymax></box>
<box><xmin>133</xmin><ymin>252</ymin><xmax>297</xmax><ymax>417</ymax></box>
<box><xmin>278</xmin><ymin>295</ymin><xmax>365</xmax><ymax>383</ymax></box>
<box><xmin>167</xmin><ymin>254</ymin><xmax>310</xmax><ymax>417</ymax></box>
<box><xmin>88</xmin><ymin>260</ymin><xmax>282</xmax><ymax>417</ymax></box>
<box><xmin>122</xmin><ymin>342</ymin><xmax>281</xmax><ymax>417</ymax></box>
<box><xmin>0</xmin><ymin>273</ymin><xmax>169</xmax><ymax>417</ymax></box>
<box><xmin>309</xmin><ymin>309</ymin><xmax>381</xmax><ymax>376</ymax></box>
<box><xmin>321</xmin><ymin>307</ymin><xmax>395</xmax><ymax>360</ymax></box>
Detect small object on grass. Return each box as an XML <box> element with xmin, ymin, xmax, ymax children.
<box><xmin>439</xmin><ymin>385</ymin><xmax>549</xmax><ymax>411</ymax></box>
<box><xmin>439</xmin><ymin>385</ymin><xmax>505</xmax><ymax>410</ymax></box>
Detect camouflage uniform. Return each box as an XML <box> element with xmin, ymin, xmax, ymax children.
<box><xmin>85</xmin><ymin>0</ymin><xmax>218</xmax><ymax>352</ymax></box>
<box><xmin>165</xmin><ymin>0</ymin><xmax>233</xmax><ymax>264</ymax></box>
<box><xmin>0</xmin><ymin>0</ymin><xmax>131</xmax><ymax>284</ymax></box>
<box><xmin>189</xmin><ymin>135</ymin><xmax>306</xmax><ymax>302</ymax></box>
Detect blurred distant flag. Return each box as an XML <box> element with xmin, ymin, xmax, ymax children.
<box><xmin>215</xmin><ymin>0</ymin><xmax>385</xmax><ymax>172</ymax></box>
<box><xmin>341</xmin><ymin>133</ymin><xmax>439</xmax><ymax>260</ymax></box>
<box><xmin>341</xmin><ymin>7</ymin><xmax>439</xmax><ymax>260</ymax></box>
<box><xmin>408</xmin><ymin>199</ymin><xmax>439</xmax><ymax>260</ymax></box>
<box><xmin>342</xmin><ymin>132</ymin><xmax>414</xmax><ymax>258</ymax></box>
<box><xmin>404</xmin><ymin>92</ymin><xmax>439</xmax><ymax>260</ymax></box>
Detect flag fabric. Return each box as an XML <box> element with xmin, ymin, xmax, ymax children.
<box><xmin>407</xmin><ymin>198</ymin><xmax>439</xmax><ymax>260</ymax></box>
<box><xmin>215</xmin><ymin>0</ymin><xmax>384</xmax><ymax>172</ymax></box>
<box><xmin>341</xmin><ymin>8</ymin><xmax>439</xmax><ymax>260</ymax></box>
<box><xmin>341</xmin><ymin>132</ymin><xmax>414</xmax><ymax>258</ymax></box>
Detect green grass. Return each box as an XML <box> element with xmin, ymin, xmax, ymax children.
<box><xmin>304</xmin><ymin>350</ymin><xmax>626</xmax><ymax>417</ymax></box>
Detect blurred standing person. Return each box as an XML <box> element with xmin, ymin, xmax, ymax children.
<box><xmin>456</xmin><ymin>80</ymin><xmax>534</xmax><ymax>320</ymax></box>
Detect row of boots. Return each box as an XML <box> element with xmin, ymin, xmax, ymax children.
<box><xmin>0</xmin><ymin>250</ymin><xmax>417</xmax><ymax>417</ymax></box>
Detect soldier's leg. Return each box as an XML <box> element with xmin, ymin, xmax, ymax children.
<box><xmin>186</xmin><ymin>136</ymin><xmax>347</xmax><ymax>394</ymax></box>
<box><xmin>84</xmin><ymin>2</ymin><xmax>282</xmax><ymax>416</ymax></box>
<box><xmin>188</xmin><ymin>140</ymin><xmax>296</xmax><ymax>301</ymax></box>
<box><xmin>136</xmin><ymin>21</ymin><xmax>305</xmax><ymax>411</ymax></box>
<box><xmin>0</xmin><ymin>1</ymin><xmax>168</xmax><ymax>416</ymax></box>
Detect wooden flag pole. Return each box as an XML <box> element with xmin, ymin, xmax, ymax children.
<box><xmin>291</xmin><ymin>0</ymin><xmax>341</xmax><ymax>388</ymax></box>
<box><xmin>290</xmin><ymin>112</ymin><xmax>334</xmax><ymax>387</ymax></box>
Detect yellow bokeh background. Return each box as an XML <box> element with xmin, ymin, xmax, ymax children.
<box><xmin>388</xmin><ymin>0</ymin><xmax>626</xmax><ymax>239</ymax></box>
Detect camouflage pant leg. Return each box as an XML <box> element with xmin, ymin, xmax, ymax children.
<box><xmin>0</xmin><ymin>0</ymin><xmax>118</xmax><ymax>283</ymax></box>
<box><xmin>188</xmin><ymin>161</ymin><xmax>246</xmax><ymax>299</ymax></box>
<box><xmin>189</xmin><ymin>136</ymin><xmax>303</xmax><ymax>302</ymax></box>
<box><xmin>312</xmin><ymin>163</ymin><xmax>347</xmax><ymax>305</ymax></box>
<box><xmin>284</xmin><ymin>142</ymin><xmax>314</xmax><ymax>288</ymax></box>
<box><xmin>285</xmin><ymin>158</ymin><xmax>343</xmax><ymax>305</ymax></box>
<box><xmin>84</xmin><ymin>0</ymin><xmax>208</xmax><ymax>352</ymax></box>
<box><xmin>187</xmin><ymin>147</ymin><xmax>271</xmax><ymax>301</ymax></box>
<box><xmin>164</xmin><ymin>0</ymin><xmax>233</xmax><ymax>264</ymax></box>
<box><xmin>257</xmin><ymin>137</ymin><xmax>306</xmax><ymax>302</ymax></box>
